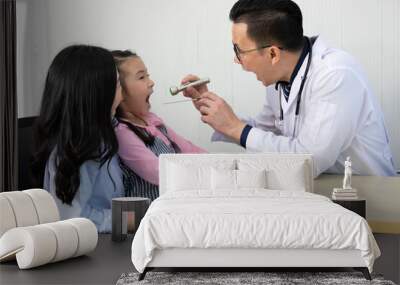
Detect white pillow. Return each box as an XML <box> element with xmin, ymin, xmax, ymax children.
<box><xmin>167</xmin><ymin>162</ymin><xmax>209</xmax><ymax>191</ymax></box>
<box><xmin>236</xmin><ymin>169</ymin><xmax>267</xmax><ymax>189</ymax></box>
<box><xmin>211</xmin><ymin>168</ymin><xmax>268</xmax><ymax>190</ymax></box>
<box><xmin>211</xmin><ymin>168</ymin><xmax>236</xmax><ymax>190</ymax></box>
<box><xmin>267</xmin><ymin>162</ymin><xmax>306</xmax><ymax>191</ymax></box>
<box><xmin>238</xmin><ymin>159</ymin><xmax>307</xmax><ymax>191</ymax></box>
<box><xmin>166</xmin><ymin>161</ymin><xmax>235</xmax><ymax>191</ymax></box>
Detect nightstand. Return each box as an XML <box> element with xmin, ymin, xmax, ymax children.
<box><xmin>332</xmin><ymin>199</ymin><xmax>366</xmax><ymax>218</ymax></box>
<box><xmin>111</xmin><ymin>197</ymin><xmax>150</xmax><ymax>242</ymax></box>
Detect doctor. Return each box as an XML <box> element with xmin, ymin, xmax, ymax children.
<box><xmin>182</xmin><ymin>0</ymin><xmax>396</xmax><ymax>177</ymax></box>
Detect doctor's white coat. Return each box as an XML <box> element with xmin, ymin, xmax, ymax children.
<box><xmin>213</xmin><ymin>37</ymin><xmax>396</xmax><ymax>177</ymax></box>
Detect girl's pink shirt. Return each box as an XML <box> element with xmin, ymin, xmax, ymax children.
<box><xmin>115</xmin><ymin>112</ymin><xmax>206</xmax><ymax>185</ymax></box>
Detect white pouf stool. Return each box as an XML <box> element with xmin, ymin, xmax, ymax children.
<box><xmin>0</xmin><ymin>189</ymin><xmax>98</xmax><ymax>269</ymax></box>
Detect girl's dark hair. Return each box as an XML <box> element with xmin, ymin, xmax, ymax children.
<box><xmin>111</xmin><ymin>50</ymin><xmax>181</xmax><ymax>152</ymax></box>
<box><xmin>111</xmin><ymin>49</ymin><xmax>138</xmax><ymax>66</ymax></box>
<box><xmin>229</xmin><ymin>0</ymin><xmax>304</xmax><ymax>51</ymax></box>
<box><xmin>32</xmin><ymin>45</ymin><xmax>119</xmax><ymax>205</ymax></box>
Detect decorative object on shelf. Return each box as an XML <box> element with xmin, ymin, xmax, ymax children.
<box><xmin>112</xmin><ymin>197</ymin><xmax>150</xmax><ymax>242</ymax></box>
<box><xmin>343</xmin><ymin>156</ymin><xmax>352</xmax><ymax>190</ymax></box>
<box><xmin>332</xmin><ymin>157</ymin><xmax>359</xmax><ymax>200</ymax></box>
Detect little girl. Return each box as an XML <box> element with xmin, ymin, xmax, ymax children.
<box><xmin>112</xmin><ymin>50</ymin><xmax>206</xmax><ymax>200</ymax></box>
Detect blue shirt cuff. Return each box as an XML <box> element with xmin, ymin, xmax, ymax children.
<box><xmin>240</xmin><ymin>125</ymin><xmax>253</xmax><ymax>148</ymax></box>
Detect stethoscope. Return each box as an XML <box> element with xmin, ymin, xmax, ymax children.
<box><xmin>276</xmin><ymin>36</ymin><xmax>313</xmax><ymax>138</ymax></box>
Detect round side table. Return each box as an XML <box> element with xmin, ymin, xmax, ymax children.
<box><xmin>112</xmin><ymin>197</ymin><xmax>150</xmax><ymax>242</ymax></box>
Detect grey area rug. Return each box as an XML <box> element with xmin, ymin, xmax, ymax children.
<box><xmin>116</xmin><ymin>272</ymin><xmax>396</xmax><ymax>285</ymax></box>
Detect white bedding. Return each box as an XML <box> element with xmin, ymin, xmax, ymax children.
<box><xmin>131</xmin><ymin>190</ymin><xmax>380</xmax><ymax>273</ymax></box>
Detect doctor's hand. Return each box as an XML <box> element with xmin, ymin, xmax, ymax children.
<box><xmin>197</xmin><ymin>92</ymin><xmax>245</xmax><ymax>143</ymax></box>
<box><xmin>181</xmin><ymin>74</ymin><xmax>208</xmax><ymax>111</ymax></box>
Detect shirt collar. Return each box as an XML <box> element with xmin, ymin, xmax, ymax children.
<box><xmin>289</xmin><ymin>37</ymin><xmax>311</xmax><ymax>86</ymax></box>
<box><xmin>275</xmin><ymin>36</ymin><xmax>311</xmax><ymax>99</ymax></box>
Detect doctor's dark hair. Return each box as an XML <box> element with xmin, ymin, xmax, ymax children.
<box><xmin>32</xmin><ymin>45</ymin><xmax>119</xmax><ymax>205</ymax></box>
<box><xmin>111</xmin><ymin>49</ymin><xmax>181</xmax><ymax>153</ymax></box>
<box><xmin>229</xmin><ymin>0</ymin><xmax>304</xmax><ymax>51</ymax></box>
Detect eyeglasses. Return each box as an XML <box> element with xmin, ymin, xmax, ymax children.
<box><xmin>233</xmin><ymin>43</ymin><xmax>283</xmax><ymax>62</ymax></box>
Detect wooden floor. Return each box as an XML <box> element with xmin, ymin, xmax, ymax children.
<box><xmin>0</xmin><ymin>234</ymin><xmax>134</xmax><ymax>285</ymax></box>
<box><xmin>0</xmin><ymin>234</ymin><xmax>398</xmax><ymax>284</ymax></box>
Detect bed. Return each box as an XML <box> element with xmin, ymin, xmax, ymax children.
<box><xmin>131</xmin><ymin>154</ymin><xmax>380</xmax><ymax>280</ymax></box>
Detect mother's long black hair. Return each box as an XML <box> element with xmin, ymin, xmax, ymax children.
<box><xmin>32</xmin><ymin>45</ymin><xmax>119</xmax><ymax>205</ymax></box>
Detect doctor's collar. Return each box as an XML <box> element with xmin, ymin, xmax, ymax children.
<box><xmin>275</xmin><ymin>36</ymin><xmax>312</xmax><ymax>97</ymax></box>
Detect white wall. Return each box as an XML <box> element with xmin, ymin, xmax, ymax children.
<box><xmin>16</xmin><ymin>0</ymin><xmax>400</xmax><ymax>169</ymax></box>
<box><xmin>16</xmin><ymin>0</ymin><xmax>50</xmax><ymax>118</ymax></box>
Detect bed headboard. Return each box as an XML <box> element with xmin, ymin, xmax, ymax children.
<box><xmin>159</xmin><ymin>153</ymin><xmax>314</xmax><ymax>195</ymax></box>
